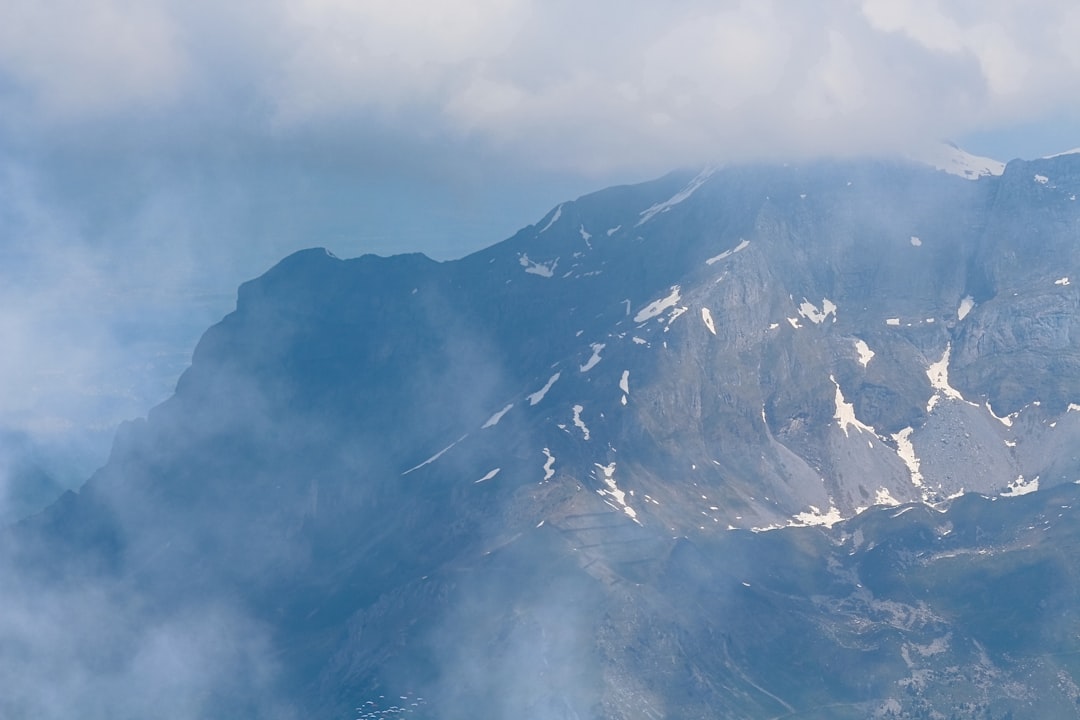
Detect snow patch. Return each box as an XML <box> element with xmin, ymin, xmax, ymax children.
<box><xmin>579</xmin><ymin>225</ymin><xmax>592</xmax><ymax>242</ymax></box>
<box><xmin>926</xmin><ymin>344</ymin><xmax>968</xmax><ymax>408</ymax></box>
<box><xmin>1044</xmin><ymin>147</ymin><xmax>1080</xmax><ymax>158</ymax></box>
<box><xmin>1068</xmin><ymin>403</ymin><xmax>1080</xmax><ymax>413</ymax></box>
<box><xmin>910</xmin><ymin>236</ymin><xmax>922</xmax><ymax>247</ymax></box>
<box><xmin>786</xmin><ymin>317</ymin><xmax>801</xmax><ymax>329</ymax></box>
<box><xmin>631</xmin><ymin>336</ymin><xmax>647</xmax><ymax>345</ymax></box>
<box><xmin>893</xmin><ymin>427</ymin><xmax>925</xmax><ymax>489</ymax></box>
<box><xmin>580</xmin><ymin>343</ymin><xmax>606</xmax><ymax>372</ymax></box>
<box><xmin>541</xmin><ymin>448</ymin><xmax>555</xmax><ymax>481</ymax></box>
<box><xmin>957</xmin><ymin>295</ymin><xmax>975</xmax><ymax>320</ymax></box>
<box><xmin>875</xmin><ymin>487</ymin><xmax>901</xmax><ymax>506</ymax></box>
<box><xmin>1056</xmin><ymin>277</ymin><xmax>1071</xmax><ymax>286</ymax></box>
<box><xmin>539</xmin><ymin>204</ymin><xmax>562</xmax><ymax>233</ymax></box>
<box><xmin>985</xmin><ymin>400</ymin><xmax>1015</xmax><ymax>427</ymax></box>
<box><xmin>401</xmin><ymin>435</ymin><xmax>467</xmax><ymax>476</ymax></box>
<box><xmin>705</xmin><ymin>238</ymin><xmax>750</xmax><ymax>265</ymax></box>
<box><xmin>701</xmin><ymin>307</ymin><xmax>717</xmax><ymax>335</ymax></box>
<box><xmin>637</xmin><ymin>167</ymin><xmax>715</xmax><ymax>226</ymax></box>
<box><xmin>619</xmin><ymin>370</ymin><xmax>630</xmax><ymax>395</ymax></box>
<box><xmin>481</xmin><ymin>403</ymin><xmax>514</xmax><ymax>429</ymax></box>
<box><xmin>474</xmin><ymin>468</ymin><xmax>501</xmax><ymax>484</ymax></box>
<box><xmin>854</xmin><ymin>338</ymin><xmax>875</xmax><ymax>367</ymax></box>
<box><xmin>1034</xmin><ymin>174</ymin><xmax>1049</xmax><ymax>185</ymax></box>
<box><xmin>886</xmin><ymin>318</ymin><xmax>901</xmax><ymax>326</ymax></box>
<box><xmin>797</xmin><ymin>298</ymin><xmax>837</xmax><ymax>324</ymax></box>
<box><xmin>594</xmin><ymin>462</ymin><xmax>640</xmax><ymax>524</ymax></box>
<box><xmin>634</xmin><ymin>285</ymin><xmax>681</xmax><ymax>322</ymax></box>
<box><xmin>913</xmin><ymin>143</ymin><xmax>1005</xmax><ymax>180</ymax></box>
<box><xmin>1001</xmin><ymin>475</ymin><xmax>1039</xmax><ymax>497</ymax></box>
<box><xmin>665</xmin><ymin>306</ymin><xmax>688</xmax><ymax>329</ymax></box>
<box><xmin>832</xmin><ymin>375</ymin><xmax>875</xmax><ymax>437</ymax></box>
<box><xmin>791</xmin><ymin>505</ymin><xmax>843</xmax><ymax>528</ymax></box>
<box><xmin>528</xmin><ymin>373</ymin><xmax>561</xmax><ymax>405</ymax></box>
<box><xmin>606</xmin><ymin>225</ymin><xmax>621</xmax><ymax>236</ymax></box>
<box><xmin>571</xmin><ymin>405</ymin><xmax>590</xmax><ymax>440</ymax></box>
<box><xmin>518</xmin><ymin>253</ymin><xmax>557</xmax><ymax>277</ymax></box>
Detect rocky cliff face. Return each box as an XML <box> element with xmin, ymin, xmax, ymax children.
<box><xmin>5</xmin><ymin>153</ymin><xmax>1080</xmax><ymax>719</ymax></box>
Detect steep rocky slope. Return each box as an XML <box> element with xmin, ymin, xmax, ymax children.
<box><xmin>5</xmin><ymin>153</ymin><xmax>1080</xmax><ymax>719</ymax></box>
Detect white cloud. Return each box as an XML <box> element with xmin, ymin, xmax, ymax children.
<box><xmin>2</xmin><ymin>1</ymin><xmax>1079</xmax><ymax>172</ymax></box>
<box><xmin>0</xmin><ymin>0</ymin><xmax>188</xmax><ymax>118</ymax></box>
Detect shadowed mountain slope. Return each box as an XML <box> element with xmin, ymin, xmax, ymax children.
<box><xmin>6</xmin><ymin>153</ymin><xmax>1080</xmax><ymax>719</ymax></box>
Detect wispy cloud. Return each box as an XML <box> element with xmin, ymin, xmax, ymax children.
<box><xmin>3</xmin><ymin>0</ymin><xmax>1079</xmax><ymax>173</ymax></box>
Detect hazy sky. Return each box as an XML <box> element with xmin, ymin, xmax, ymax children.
<box><xmin>1</xmin><ymin>0</ymin><xmax>1079</xmax><ymax>491</ymax></box>
<box><xmin>3</xmin><ymin>0</ymin><xmax>1080</xmax><ymax>256</ymax></box>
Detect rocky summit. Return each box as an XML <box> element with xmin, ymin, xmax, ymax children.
<box><xmin>4</xmin><ymin>150</ymin><xmax>1080</xmax><ymax>719</ymax></box>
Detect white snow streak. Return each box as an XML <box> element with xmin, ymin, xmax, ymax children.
<box><xmin>401</xmin><ymin>435</ymin><xmax>468</xmax><ymax>476</ymax></box>
<box><xmin>926</xmin><ymin>344</ymin><xmax>968</xmax><ymax>408</ymax></box>
<box><xmin>831</xmin><ymin>375</ymin><xmax>875</xmax><ymax>437</ymax></box>
<box><xmin>665</xmin><ymin>306</ymin><xmax>688</xmax><ymax>329</ymax></box>
<box><xmin>893</xmin><ymin>427</ymin><xmax>925</xmax><ymax>490</ymax></box>
<box><xmin>528</xmin><ymin>372</ymin><xmax>561</xmax><ymax>405</ymax></box>
<box><xmin>637</xmin><ymin>167</ymin><xmax>715</xmax><ymax>226</ymax></box>
<box><xmin>594</xmin><ymin>462</ymin><xmax>640</xmax><ymax>523</ymax></box>
<box><xmin>1056</xmin><ymin>277</ymin><xmax>1071</xmax><ymax>286</ymax></box>
<box><xmin>542</xmin><ymin>448</ymin><xmax>556</xmax><ymax>481</ymax></box>
<box><xmin>701</xmin><ymin>307</ymin><xmax>717</xmax><ymax>335</ymax></box>
<box><xmin>1044</xmin><ymin>147</ymin><xmax>1080</xmax><ymax>158</ymax></box>
<box><xmin>985</xmin><ymin>400</ymin><xmax>1014</xmax><ymax>427</ymax></box>
<box><xmin>572</xmin><ymin>405</ymin><xmax>590</xmax><ymax>440</ymax></box>
<box><xmin>539</xmin><ymin>204</ymin><xmax>562</xmax><ymax>233</ymax></box>
<box><xmin>634</xmin><ymin>286</ymin><xmax>681</xmax><ymax>322</ymax></box>
<box><xmin>619</xmin><ymin>370</ymin><xmax>630</xmax><ymax>395</ymax></box>
<box><xmin>705</xmin><ymin>239</ymin><xmax>750</xmax><ymax>265</ymax></box>
<box><xmin>580</xmin><ymin>343</ymin><xmax>606</xmax><ymax>372</ymax></box>
<box><xmin>481</xmin><ymin>403</ymin><xmax>513</xmax><ymax>429</ymax></box>
<box><xmin>474</xmin><ymin>468</ymin><xmax>501</xmax><ymax>484</ymax></box>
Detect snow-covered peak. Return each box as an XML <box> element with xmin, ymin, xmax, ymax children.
<box><xmin>1043</xmin><ymin>147</ymin><xmax>1080</xmax><ymax>159</ymax></box>
<box><xmin>912</xmin><ymin>142</ymin><xmax>1005</xmax><ymax>181</ymax></box>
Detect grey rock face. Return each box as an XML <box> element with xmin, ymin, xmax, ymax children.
<box><xmin>5</xmin><ymin>154</ymin><xmax>1080</xmax><ymax>719</ymax></box>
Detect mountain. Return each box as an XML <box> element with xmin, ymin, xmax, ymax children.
<box><xmin>0</xmin><ymin>430</ymin><xmax>67</xmax><ymax>524</ymax></box>
<box><xmin>4</xmin><ymin>149</ymin><xmax>1080</xmax><ymax>719</ymax></box>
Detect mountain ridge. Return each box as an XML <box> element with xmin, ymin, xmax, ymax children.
<box><xmin>5</xmin><ymin>150</ymin><xmax>1080</xmax><ymax>719</ymax></box>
